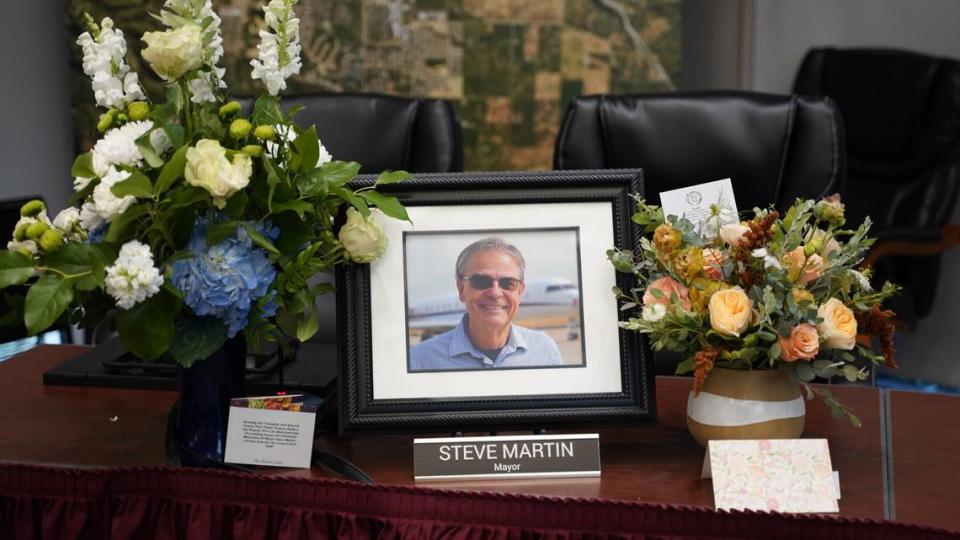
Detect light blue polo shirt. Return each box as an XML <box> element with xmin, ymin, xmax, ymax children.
<box><xmin>409</xmin><ymin>316</ymin><xmax>564</xmax><ymax>371</ymax></box>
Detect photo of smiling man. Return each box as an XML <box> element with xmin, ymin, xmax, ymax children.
<box><xmin>408</xmin><ymin>236</ymin><xmax>569</xmax><ymax>371</ymax></box>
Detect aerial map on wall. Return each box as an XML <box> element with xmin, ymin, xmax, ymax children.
<box><xmin>67</xmin><ymin>0</ymin><xmax>681</xmax><ymax>170</ymax></box>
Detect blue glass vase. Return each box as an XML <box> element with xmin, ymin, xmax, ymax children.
<box><xmin>176</xmin><ymin>337</ymin><xmax>246</xmax><ymax>466</ymax></box>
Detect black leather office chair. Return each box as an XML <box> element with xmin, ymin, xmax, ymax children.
<box><xmin>794</xmin><ymin>47</ymin><xmax>960</xmax><ymax>326</ymax></box>
<box><xmin>554</xmin><ymin>91</ymin><xmax>845</xmax><ymax>211</ymax></box>
<box><xmin>237</xmin><ymin>93</ymin><xmax>463</xmax><ymax>174</ymax></box>
<box><xmin>554</xmin><ymin>91</ymin><xmax>846</xmax><ymax>374</ymax></box>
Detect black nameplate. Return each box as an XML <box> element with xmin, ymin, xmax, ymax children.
<box><xmin>413</xmin><ymin>434</ymin><xmax>601</xmax><ymax>481</ymax></box>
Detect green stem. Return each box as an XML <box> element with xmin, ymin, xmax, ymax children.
<box><xmin>180</xmin><ymin>80</ymin><xmax>193</xmax><ymax>137</ymax></box>
<box><xmin>38</xmin><ymin>267</ymin><xmax>92</xmax><ymax>280</ymax></box>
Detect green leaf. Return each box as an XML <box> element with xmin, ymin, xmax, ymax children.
<box><xmin>168</xmin><ymin>316</ymin><xmax>229</xmax><ymax>368</ymax></box>
<box><xmin>321</xmin><ymin>161</ymin><xmax>361</xmax><ymax>188</ymax></box>
<box><xmin>110</xmin><ymin>171</ymin><xmax>153</xmax><ymax>198</ymax></box>
<box><xmin>71</xmin><ymin>152</ymin><xmax>96</xmax><ymax>179</ymax></box>
<box><xmin>252</xmin><ymin>95</ymin><xmax>283</xmax><ymax>126</ymax></box>
<box><xmin>795</xmin><ymin>362</ymin><xmax>815</xmax><ymax>382</ymax></box>
<box><xmin>296</xmin><ymin>168</ymin><xmax>329</xmax><ymax>198</ymax></box>
<box><xmin>135</xmin><ymin>133</ymin><xmax>164</xmax><ymax>168</ymax></box>
<box><xmin>243</xmin><ymin>224</ymin><xmax>280</xmax><ymax>255</ymax></box>
<box><xmin>163</xmin><ymin>123</ymin><xmax>185</xmax><ymax>148</ymax></box>
<box><xmin>293</xmin><ymin>125</ymin><xmax>319</xmax><ymax>173</ymax></box>
<box><xmin>374</xmin><ymin>170</ymin><xmax>412</xmax><ymax>186</ymax></box>
<box><xmin>675</xmin><ymin>356</ymin><xmax>696</xmax><ymax>375</ymax></box>
<box><xmin>842</xmin><ymin>364</ymin><xmax>861</xmax><ymax>382</ymax></box>
<box><xmin>649</xmin><ymin>287</ymin><xmax>664</xmax><ymax>299</ymax></box>
<box><xmin>296</xmin><ymin>309</ymin><xmax>319</xmax><ymax>341</ymax></box>
<box><xmin>24</xmin><ymin>274</ymin><xmax>73</xmax><ymax>335</ymax></box>
<box><xmin>286</xmin><ymin>104</ymin><xmax>305</xmax><ymax>120</ymax></box>
<box><xmin>105</xmin><ymin>204</ymin><xmax>149</xmax><ymax>243</ymax></box>
<box><xmin>333</xmin><ymin>186</ymin><xmax>369</xmax><ymax>217</ymax></box>
<box><xmin>44</xmin><ymin>243</ymin><xmax>109</xmax><ymax>291</ymax></box>
<box><xmin>115</xmin><ymin>287</ymin><xmax>179</xmax><ymax>360</ymax></box>
<box><xmin>0</xmin><ymin>251</ymin><xmax>36</xmax><ymax>289</ymax></box>
<box><xmin>769</xmin><ymin>343</ymin><xmax>781</xmax><ymax>359</ymax></box>
<box><xmin>206</xmin><ymin>221</ymin><xmax>239</xmax><ymax>246</ymax></box>
<box><xmin>271</xmin><ymin>199</ymin><xmax>313</xmax><ymax>218</ymax></box>
<box><xmin>155</xmin><ymin>144</ymin><xmax>189</xmax><ymax>194</ymax></box>
<box><xmin>358</xmin><ymin>191</ymin><xmax>410</xmax><ymax>222</ymax></box>
<box><xmin>168</xmin><ymin>186</ymin><xmax>208</xmax><ymax>208</ymax></box>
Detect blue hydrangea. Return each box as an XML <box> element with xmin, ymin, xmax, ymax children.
<box><xmin>172</xmin><ymin>216</ymin><xmax>279</xmax><ymax>337</ymax></box>
<box><xmin>86</xmin><ymin>224</ymin><xmax>107</xmax><ymax>244</ymax></box>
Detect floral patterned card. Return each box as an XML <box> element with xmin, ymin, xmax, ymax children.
<box><xmin>705</xmin><ymin>439</ymin><xmax>839</xmax><ymax>513</ymax></box>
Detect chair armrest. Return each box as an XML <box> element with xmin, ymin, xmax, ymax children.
<box><xmin>862</xmin><ymin>224</ymin><xmax>960</xmax><ymax>267</ymax></box>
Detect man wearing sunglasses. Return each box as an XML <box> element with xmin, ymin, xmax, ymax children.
<box><xmin>409</xmin><ymin>237</ymin><xmax>563</xmax><ymax>371</ymax></box>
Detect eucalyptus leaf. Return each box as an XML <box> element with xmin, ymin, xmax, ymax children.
<box><xmin>795</xmin><ymin>362</ymin><xmax>815</xmax><ymax>382</ymax></box>
<box><xmin>24</xmin><ymin>274</ymin><xmax>73</xmax><ymax>335</ymax></box>
<box><xmin>0</xmin><ymin>251</ymin><xmax>36</xmax><ymax>289</ymax></box>
<box><xmin>168</xmin><ymin>316</ymin><xmax>229</xmax><ymax>367</ymax></box>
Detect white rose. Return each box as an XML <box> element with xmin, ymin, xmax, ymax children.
<box><xmin>141</xmin><ymin>24</ymin><xmax>203</xmax><ymax>81</ymax></box>
<box><xmin>184</xmin><ymin>139</ymin><xmax>252</xmax><ymax>208</ymax></box>
<box><xmin>338</xmin><ymin>208</ymin><xmax>387</xmax><ymax>263</ymax></box>
<box><xmin>719</xmin><ymin>223</ymin><xmax>749</xmax><ymax>247</ymax></box>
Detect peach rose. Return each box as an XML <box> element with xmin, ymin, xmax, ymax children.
<box><xmin>784</xmin><ymin>246</ymin><xmax>824</xmax><ymax>284</ymax></box>
<box><xmin>778</xmin><ymin>323</ymin><xmax>820</xmax><ymax>362</ymax></box>
<box><xmin>642</xmin><ymin>276</ymin><xmax>692</xmax><ymax>311</ymax></box>
<box><xmin>719</xmin><ymin>222</ymin><xmax>749</xmax><ymax>247</ymax></box>
<box><xmin>708</xmin><ymin>286</ymin><xmax>753</xmax><ymax>337</ymax></box>
<box><xmin>817</xmin><ymin>298</ymin><xmax>857</xmax><ymax>350</ymax></box>
<box><xmin>702</xmin><ymin>247</ymin><xmax>725</xmax><ymax>280</ymax></box>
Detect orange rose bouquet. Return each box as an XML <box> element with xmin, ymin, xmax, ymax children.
<box><xmin>609</xmin><ymin>195</ymin><xmax>898</xmax><ymax>425</ymax></box>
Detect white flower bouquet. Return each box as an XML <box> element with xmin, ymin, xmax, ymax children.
<box><xmin>0</xmin><ymin>0</ymin><xmax>408</xmax><ymax>364</ymax></box>
<box><xmin>610</xmin><ymin>196</ymin><xmax>899</xmax><ymax>424</ymax></box>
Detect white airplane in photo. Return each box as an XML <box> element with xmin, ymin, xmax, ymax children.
<box><xmin>407</xmin><ymin>277</ymin><xmax>581</xmax><ymax>342</ymax></box>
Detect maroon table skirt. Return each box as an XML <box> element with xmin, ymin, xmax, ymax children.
<box><xmin>0</xmin><ymin>462</ymin><xmax>955</xmax><ymax>539</ymax></box>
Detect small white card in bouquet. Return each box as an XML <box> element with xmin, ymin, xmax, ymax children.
<box><xmin>659</xmin><ymin>178</ymin><xmax>739</xmax><ymax>237</ymax></box>
<box><xmin>224</xmin><ymin>395</ymin><xmax>317</xmax><ymax>469</ymax></box>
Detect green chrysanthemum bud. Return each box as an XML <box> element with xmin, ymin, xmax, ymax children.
<box><xmin>25</xmin><ymin>221</ymin><xmax>49</xmax><ymax>240</ymax></box>
<box><xmin>253</xmin><ymin>125</ymin><xmax>276</xmax><ymax>141</ymax></box>
<box><xmin>13</xmin><ymin>222</ymin><xmax>30</xmax><ymax>241</ymax></box>
<box><xmin>38</xmin><ymin>229</ymin><xmax>64</xmax><ymax>253</ymax></box>
<box><xmin>97</xmin><ymin>111</ymin><xmax>115</xmax><ymax>132</ymax></box>
<box><xmin>127</xmin><ymin>101</ymin><xmax>150</xmax><ymax>121</ymax></box>
<box><xmin>230</xmin><ymin>119</ymin><xmax>253</xmax><ymax>140</ymax></box>
<box><xmin>20</xmin><ymin>199</ymin><xmax>45</xmax><ymax>217</ymax></box>
<box><xmin>241</xmin><ymin>144</ymin><xmax>262</xmax><ymax>157</ymax></box>
<box><xmin>219</xmin><ymin>101</ymin><xmax>242</xmax><ymax>118</ymax></box>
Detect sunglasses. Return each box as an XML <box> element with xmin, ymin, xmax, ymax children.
<box><xmin>462</xmin><ymin>274</ymin><xmax>522</xmax><ymax>291</ymax></box>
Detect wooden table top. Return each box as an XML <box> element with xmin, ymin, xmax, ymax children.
<box><xmin>1</xmin><ymin>345</ymin><xmax>957</xmax><ymax>531</ymax></box>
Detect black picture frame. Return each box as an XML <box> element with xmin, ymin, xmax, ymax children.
<box><xmin>336</xmin><ymin>169</ymin><xmax>654</xmax><ymax>432</ymax></box>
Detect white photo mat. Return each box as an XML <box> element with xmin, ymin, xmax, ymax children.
<box><xmin>369</xmin><ymin>202</ymin><xmax>623</xmax><ymax>400</ymax></box>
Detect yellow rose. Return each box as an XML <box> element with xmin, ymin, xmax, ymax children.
<box><xmin>708</xmin><ymin>286</ymin><xmax>753</xmax><ymax>337</ymax></box>
<box><xmin>184</xmin><ymin>139</ymin><xmax>252</xmax><ymax>208</ymax></box>
<box><xmin>816</xmin><ymin>298</ymin><xmax>857</xmax><ymax>350</ymax></box>
<box><xmin>689</xmin><ymin>277</ymin><xmax>724</xmax><ymax>310</ymax></box>
<box><xmin>791</xmin><ymin>287</ymin><xmax>814</xmax><ymax>305</ymax></box>
<box><xmin>653</xmin><ymin>223</ymin><xmax>682</xmax><ymax>254</ymax></box>
<box><xmin>142</xmin><ymin>24</ymin><xmax>203</xmax><ymax>81</ymax></box>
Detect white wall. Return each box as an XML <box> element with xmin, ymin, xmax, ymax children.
<box><xmin>0</xmin><ymin>0</ymin><xmax>73</xmax><ymax>214</ymax></box>
<box><xmin>752</xmin><ymin>0</ymin><xmax>960</xmax><ymax>93</ymax></box>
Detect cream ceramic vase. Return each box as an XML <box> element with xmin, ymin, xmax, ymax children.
<box><xmin>686</xmin><ymin>367</ymin><xmax>805</xmax><ymax>448</ymax></box>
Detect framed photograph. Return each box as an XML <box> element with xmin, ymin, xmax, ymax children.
<box><xmin>337</xmin><ymin>170</ymin><xmax>654</xmax><ymax>432</ymax></box>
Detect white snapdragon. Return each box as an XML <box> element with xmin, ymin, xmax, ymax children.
<box><xmin>76</xmin><ymin>17</ymin><xmax>145</xmax><ymax>109</ymax></box>
<box><xmin>250</xmin><ymin>0</ymin><xmax>302</xmax><ymax>96</ymax></box>
<box><xmin>751</xmin><ymin>248</ymin><xmax>783</xmax><ymax>271</ymax></box>
<box><xmin>850</xmin><ymin>269</ymin><xmax>873</xmax><ymax>292</ymax></box>
<box><xmin>105</xmin><ymin>240</ymin><xmax>164</xmax><ymax>310</ymax></box>
<box><xmin>79</xmin><ymin>168</ymin><xmax>137</xmax><ymax>230</ymax></box>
